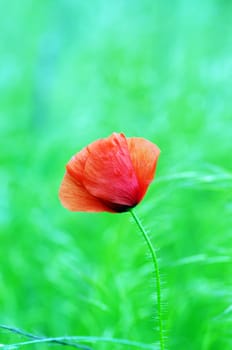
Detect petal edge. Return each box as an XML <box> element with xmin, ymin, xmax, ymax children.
<box><xmin>127</xmin><ymin>137</ymin><xmax>160</xmax><ymax>199</ymax></box>
<box><xmin>59</xmin><ymin>172</ymin><xmax>114</xmax><ymax>212</ymax></box>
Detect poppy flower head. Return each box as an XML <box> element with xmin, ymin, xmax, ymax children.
<box><xmin>59</xmin><ymin>132</ymin><xmax>160</xmax><ymax>213</ymax></box>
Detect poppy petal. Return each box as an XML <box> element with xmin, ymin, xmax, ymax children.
<box><xmin>59</xmin><ymin>172</ymin><xmax>114</xmax><ymax>212</ymax></box>
<box><xmin>127</xmin><ymin>137</ymin><xmax>160</xmax><ymax>199</ymax></box>
<box><xmin>82</xmin><ymin>133</ymin><xmax>141</xmax><ymax>207</ymax></box>
<box><xmin>66</xmin><ymin>147</ymin><xmax>89</xmax><ymax>183</ymax></box>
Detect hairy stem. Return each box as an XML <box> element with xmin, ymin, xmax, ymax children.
<box><xmin>130</xmin><ymin>209</ymin><xmax>165</xmax><ymax>350</ymax></box>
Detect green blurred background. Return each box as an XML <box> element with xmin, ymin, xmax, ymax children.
<box><xmin>0</xmin><ymin>0</ymin><xmax>231</xmax><ymax>349</ymax></box>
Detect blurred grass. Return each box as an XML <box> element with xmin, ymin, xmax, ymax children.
<box><xmin>0</xmin><ymin>0</ymin><xmax>231</xmax><ymax>349</ymax></box>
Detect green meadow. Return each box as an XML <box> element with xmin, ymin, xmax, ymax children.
<box><xmin>0</xmin><ymin>0</ymin><xmax>231</xmax><ymax>349</ymax></box>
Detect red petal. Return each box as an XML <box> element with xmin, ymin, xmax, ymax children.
<box><xmin>59</xmin><ymin>172</ymin><xmax>114</xmax><ymax>212</ymax></box>
<box><xmin>82</xmin><ymin>133</ymin><xmax>140</xmax><ymax>208</ymax></box>
<box><xmin>127</xmin><ymin>137</ymin><xmax>160</xmax><ymax>199</ymax></box>
<box><xmin>66</xmin><ymin>147</ymin><xmax>89</xmax><ymax>183</ymax></box>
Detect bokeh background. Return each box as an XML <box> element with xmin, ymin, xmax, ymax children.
<box><xmin>0</xmin><ymin>0</ymin><xmax>231</xmax><ymax>349</ymax></box>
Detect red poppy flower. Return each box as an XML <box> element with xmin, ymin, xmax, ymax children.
<box><xmin>59</xmin><ymin>133</ymin><xmax>160</xmax><ymax>213</ymax></box>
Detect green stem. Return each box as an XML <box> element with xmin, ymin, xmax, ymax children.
<box><xmin>130</xmin><ymin>209</ymin><xmax>165</xmax><ymax>350</ymax></box>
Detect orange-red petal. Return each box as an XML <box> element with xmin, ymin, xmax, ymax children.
<box><xmin>82</xmin><ymin>133</ymin><xmax>141</xmax><ymax>208</ymax></box>
<box><xmin>59</xmin><ymin>172</ymin><xmax>114</xmax><ymax>212</ymax></box>
<box><xmin>127</xmin><ymin>137</ymin><xmax>160</xmax><ymax>199</ymax></box>
<box><xmin>65</xmin><ymin>147</ymin><xmax>89</xmax><ymax>183</ymax></box>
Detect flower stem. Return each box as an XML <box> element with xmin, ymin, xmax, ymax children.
<box><xmin>130</xmin><ymin>209</ymin><xmax>165</xmax><ymax>350</ymax></box>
